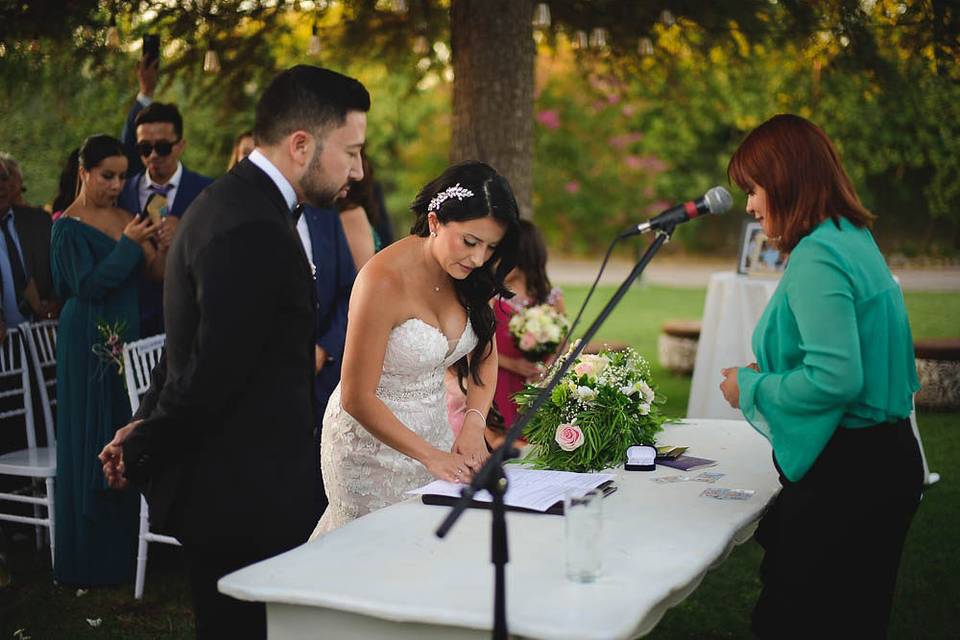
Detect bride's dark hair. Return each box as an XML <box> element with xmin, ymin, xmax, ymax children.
<box><xmin>410</xmin><ymin>161</ymin><xmax>521</xmax><ymax>388</ymax></box>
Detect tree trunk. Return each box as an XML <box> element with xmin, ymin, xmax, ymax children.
<box><xmin>450</xmin><ymin>0</ymin><xmax>535</xmax><ymax>219</ymax></box>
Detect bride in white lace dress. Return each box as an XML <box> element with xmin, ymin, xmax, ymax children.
<box><xmin>312</xmin><ymin>162</ymin><xmax>521</xmax><ymax>537</ymax></box>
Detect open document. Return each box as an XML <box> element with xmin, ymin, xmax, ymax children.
<box><xmin>407</xmin><ymin>466</ymin><xmax>615</xmax><ymax>513</ymax></box>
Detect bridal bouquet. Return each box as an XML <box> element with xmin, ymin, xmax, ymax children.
<box><xmin>508</xmin><ymin>303</ymin><xmax>569</xmax><ymax>361</ymax></box>
<box><xmin>515</xmin><ymin>345</ymin><xmax>666</xmax><ymax>472</ymax></box>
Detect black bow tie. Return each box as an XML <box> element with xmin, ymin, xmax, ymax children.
<box><xmin>292</xmin><ymin>202</ymin><xmax>304</xmax><ymax>223</ymax></box>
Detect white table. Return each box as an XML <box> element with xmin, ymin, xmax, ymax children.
<box><xmin>220</xmin><ymin>419</ymin><xmax>780</xmax><ymax>639</ymax></box>
<box><xmin>687</xmin><ymin>271</ymin><xmax>780</xmax><ymax>420</ymax></box>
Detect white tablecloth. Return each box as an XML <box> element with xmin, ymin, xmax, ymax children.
<box><xmin>219</xmin><ymin>419</ymin><xmax>780</xmax><ymax>639</ymax></box>
<box><xmin>687</xmin><ymin>271</ymin><xmax>780</xmax><ymax>420</ymax></box>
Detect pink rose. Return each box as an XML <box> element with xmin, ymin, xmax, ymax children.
<box><xmin>555</xmin><ymin>423</ymin><xmax>584</xmax><ymax>452</ymax></box>
<box><xmin>519</xmin><ymin>332</ymin><xmax>537</xmax><ymax>351</ymax></box>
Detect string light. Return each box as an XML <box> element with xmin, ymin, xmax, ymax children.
<box><xmin>533</xmin><ymin>3</ymin><xmax>551</xmax><ymax>30</ymax></box>
<box><xmin>106</xmin><ymin>15</ymin><xmax>121</xmax><ymax>49</ymax></box>
<box><xmin>308</xmin><ymin>22</ymin><xmax>321</xmax><ymax>55</ymax></box>
<box><xmin>203</xmin><ymin>48</ymin><xmax>221</xmax><ymax>73</ymax></box>
<box><xmin>589</xmin><ymin>27</ymin><xmax>608</xmax><ymax>49</ymax></box>
<box><xmin>638</xmin><ymin>37</ymin><xmax>654</xmax><ymax>57</ymax></box>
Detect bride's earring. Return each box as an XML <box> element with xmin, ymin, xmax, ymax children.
<box><xmin>430</xmin><ymin>230</ymin><xmax>437</xmax><ymax>238</ymax></box>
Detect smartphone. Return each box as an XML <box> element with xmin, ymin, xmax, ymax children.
<box><xmin>143</xmin><ymin>34</ymin><xmax>160</xmax><ymax>65</ymax></box>
<box><xmin>144</xmin><ymin>192</ymin><xmax>167</xmax><ymax>226</ymax></box>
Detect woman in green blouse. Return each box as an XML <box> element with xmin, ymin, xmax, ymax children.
<box><xmin>719</xmin><ymin>114</ymin><xmax>922</xmax><ymax>639</ymax></box>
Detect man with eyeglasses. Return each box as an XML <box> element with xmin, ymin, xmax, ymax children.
<box><xmin>118</xmin><ymin>58</ymin><xmax>213</xmax><ymax>336</ymax></box>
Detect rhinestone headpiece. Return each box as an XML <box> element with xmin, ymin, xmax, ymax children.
<box><xmin>428</xmin><ymin>183</ymin><xmax>474</xmax><ymax>213</ymax></box>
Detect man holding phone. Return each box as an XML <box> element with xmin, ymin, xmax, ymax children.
<box><xmin>118</xmin><ymin>41</ymin><xmax>213</xmax><ymax>336</ymax></box>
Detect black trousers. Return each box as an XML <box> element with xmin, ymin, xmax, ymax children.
<box><xmin>752</xmin><ymin>418</ymin><xmax>923</xmax><ymax>640</ymax></box>
<box><xmin>183</xmin><ymin>542</ymin><xmax>276</xmax><ymax>640</ymax></box>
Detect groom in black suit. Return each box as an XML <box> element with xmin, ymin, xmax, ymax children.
<box><xmin>99</xmin><ymin>66</ymin><xmax>369</xmax><ymax>638</ymax></box>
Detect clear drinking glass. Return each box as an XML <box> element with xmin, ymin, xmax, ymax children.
<box><xmin>564</xmin><ymin>488</ymin><xmax>602</xmax><ymax>582</ymax></box>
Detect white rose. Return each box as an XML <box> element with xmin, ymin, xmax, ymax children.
<box><xmin>638</xmin><ymin>380</ymin><xmax>655</xmax><ymax>404</ymax></box>
<box><xmin>574</xmin><ymin>385</ymin><xmax>597</xmax><ymax>403</ymax></box>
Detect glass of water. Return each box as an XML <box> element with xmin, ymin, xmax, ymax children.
<box><xmin>564</xmin><ymin>488</ymin><xmax>602</xmax><ymax>582</ymax></box>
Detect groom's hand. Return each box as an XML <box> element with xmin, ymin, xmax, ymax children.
<box><xmin>99</xmin><ymin>420</ymin><xmax>142</xmax><ymax>490</ymax></box>
<box><xmin>315</xmin><ymin>345</ymin><xmax>328</xmax><ymax>373</ymax></box>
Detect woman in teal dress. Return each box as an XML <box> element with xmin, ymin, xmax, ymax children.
<box><xmin>719</xmin><ymin>115</ymin><xmax>922</xmax><ymax>639</ymax></box>
<box><xmin>52</xmin><ymin>135</ymin><xmax>165</xmax><ymax>585</ymax></box>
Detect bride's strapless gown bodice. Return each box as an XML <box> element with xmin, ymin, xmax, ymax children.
<box><xmin>312</xmin><ymin>317</ymin><xmax>477</xmax><ymax>538</ymax></box>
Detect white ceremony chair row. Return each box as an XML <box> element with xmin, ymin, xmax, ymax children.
<box><xmin>122</xmin><ymin>333</ymin><xmax>180</xmax><ymax>600</ymax></box>
<box><xmin>0</xmin><ymin>320</ymin><xmax>59</xmax><ymax>569</ymax></box>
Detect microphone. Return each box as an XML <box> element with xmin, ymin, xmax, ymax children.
<box><xmin>627</xmin><ymin>186</ymin><xmax>733</xmax><ymax>236</ymax></box>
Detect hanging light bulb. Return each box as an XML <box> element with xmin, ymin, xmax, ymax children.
<box><xmin>533</xmin><ymin>3</ymin><xmax>551</xmax><ymax>30</ymax></box>
<box><xmin>106</xmin><ymin>15</ymin><xmax>121</xmax><ymax>49</ymax></box>
<box><xmin>413</xmin><ymin>35</ymin><xmax>429</xmax><ymax>55</ymax></box>
<box><xmin>572</xmin><ymin>30</ymin><xmax>588</xmax><ymax>50</ymax></box>
<box><xmin>638</xmin><ymin>37</ymin><xmax>654</xmax><ymax>57</ymax></box>
<box><xmin>307</xmin><ymin>22</ymin><xmax>321</xmax><ymax>55</ymax></box>
<box><xmin>203</xmin><ymin>48</ymin><xmax>221</xmax><ymax>74</ymax></box>
<box><xmin>659</xmin><ymin>10</ymin><xmax>676</xmax><ymax>26</ymax></box>
<box><xmin>589</xmin><ymin>27</ymin><xmax>608</xmax><ymax>49</ymax></box>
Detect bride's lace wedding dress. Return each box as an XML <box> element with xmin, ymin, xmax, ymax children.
<box><xmin>311</xmin><ymin>317</ymin><xmax>477</xmax><ymax>539</ymax></box>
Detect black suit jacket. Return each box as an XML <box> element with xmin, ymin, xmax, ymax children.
<box><xmin>12</xmin><ymin>205</ymin><xmax>56</xmax><ymax>303</ymax></box>
<box><xmin>122</xmin><ymin>158</ymin><xmax>317</xmax><ymax>549</ymax></box>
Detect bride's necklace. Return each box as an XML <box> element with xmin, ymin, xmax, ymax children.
<box><xmin>423</xmin><ymin>235</ymin><xmax>446</xmax><ymax>293</ymax></box>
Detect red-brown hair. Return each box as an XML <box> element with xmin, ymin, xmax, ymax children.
<box><xmin>727</xmin><ymin>114</ymin><xmax>875</xmax><ymax>253</ymax></box>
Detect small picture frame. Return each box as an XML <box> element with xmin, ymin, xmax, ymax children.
<box><xmin>737</xmin><ymin>222</ymin><xmax>787</xmax><ymax>276</ymax></box>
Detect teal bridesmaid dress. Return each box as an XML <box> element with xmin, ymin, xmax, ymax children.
<box><xmin>51</xmin><ymin>217</ymin><xmax>144</xmax><ymax>585</ymax></box>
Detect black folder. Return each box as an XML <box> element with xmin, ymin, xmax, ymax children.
<box><xmin>419</xmin><ymin>480</ymin><xmax>618</xmax><ymax>516</ymax></box>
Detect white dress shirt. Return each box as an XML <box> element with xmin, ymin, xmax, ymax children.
<box><xmin>139</xmin><ymin>161</ymin><xmax>183</xmax><ymax>213</ymax></box>
<box><xmin>247</xmin><ymin>149</ymin><xmax>314</xmax><ymax>273</ymax></box>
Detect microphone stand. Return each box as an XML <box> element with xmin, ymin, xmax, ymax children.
<box><xmin>436</xmin><ymin>224</ymin><xmax>678</xmax><ymax>640</ymax></box>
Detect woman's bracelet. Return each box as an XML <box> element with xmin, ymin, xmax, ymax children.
<box><xmin>464</xmin><ymin>408</ymin><xmax>487</xmax><ymax>425</ymax></box>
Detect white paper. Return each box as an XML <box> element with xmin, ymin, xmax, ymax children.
<box><xmin>407</xmin><ymin>466</ymin><xmax>615</xmax><ymax>512</ymax></box>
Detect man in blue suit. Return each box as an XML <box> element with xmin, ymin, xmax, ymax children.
<box><xmin>296</xmin><ymin>205</ymin><xmax>356</xmax><ymax>519</ymax></box>
<box><xmin>118</xmin><ymin>61</ymin><xmax>213</xmax><ymax>335</ymax></box>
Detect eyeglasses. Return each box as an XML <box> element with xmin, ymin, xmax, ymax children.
<box><xmin>136</xmin><ymin>139</ymin><xmax>180</xmax><ymax>158</ymax></box>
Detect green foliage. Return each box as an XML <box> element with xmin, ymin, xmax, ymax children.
<box><xmin>533</xmin><ymin>4</ymin><xmax>960</xmax><ymax>255</ymax></box>
<box><xmin>1</xmin><ymin>1</ymin><xmax>957</xmax><ymax>255</ymax></box>
<box><xmin>0</xmin><ymin>12</ymin><xmax>450</xmax><ymax>235</ymax></box>
<box><xmin>517</xmin><ymin>348</ymin><xmax>667</xmax><ymax>472</ymax></box>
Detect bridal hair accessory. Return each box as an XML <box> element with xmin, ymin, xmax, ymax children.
<box><xmin>428</xmin><ymin>183</ymin><xmax>474</xmax><ymax>213</ymax></box>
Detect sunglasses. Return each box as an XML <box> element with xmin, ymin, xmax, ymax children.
<box><xmin>136</xmin><ymin>139</ymin><xmax>180</xmax><ymax>157</ymax></box>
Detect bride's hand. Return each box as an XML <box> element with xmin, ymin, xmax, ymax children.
<box><xmin>452</xmin><ymin>419</ymin><xmax>490</xmax><ymax>472</ymax></box>
<box><xmin>424</xmin><ymin>449</ymin><xmax>473</xmax><ymax>484</ymax></box>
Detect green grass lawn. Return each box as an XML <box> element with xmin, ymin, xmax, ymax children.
<box><xmin>1</xmin><ymin>285</ymin><xmax>956</xmax><ymax>639</ymax></box>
